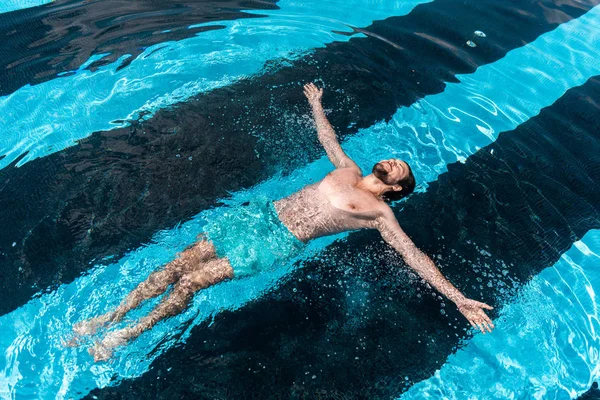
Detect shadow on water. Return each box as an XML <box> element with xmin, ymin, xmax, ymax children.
<box><xmin>1</xmin><ymin>0</ymin><xmax>596</xmax><ymax>316</ymax></box>
<box><xmin>0</xmin><ymin>0</ymin><xmax>279</xmax><ymax>96</ymax></box>
<box><xmin>580</xmin><ymin>383</ymin><xmax>600</xmax><ymax>400</ymax></box>
<box><xmin>88</xmin><ymin>77</ymin><xmax>600</xmax><ymax>399</ymax></box>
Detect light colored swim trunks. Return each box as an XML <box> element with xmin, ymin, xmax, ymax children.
<box><xmin>203</xmin><ymin>198</ymin><xmax>305</xmax><ymax>277</ymax></box>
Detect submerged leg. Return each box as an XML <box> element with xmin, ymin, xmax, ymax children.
<box><xmin>89</xmin><ymin>258</ymin><xmax>233</xmax><ymax>362</ymax></box>
<box><xmin>72</xmin><ymin>267</ymin><xmax>179</xmax><ymax>337</ymax></box>
<box><xmin>73</xmin><ymin>239</ymin><xmax>217</xmax><ymax>337</ymax></box>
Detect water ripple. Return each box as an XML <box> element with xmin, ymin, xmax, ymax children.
<box><xmin>0</xmin><ymin>0</ymin><xmax>429</xmax><ymax>169</ymax></box>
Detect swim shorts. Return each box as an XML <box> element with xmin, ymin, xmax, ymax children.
<box><xmin>203</xmin><ymin>197</ymin><xmax>305</xmax><ymax>277</ymax></box>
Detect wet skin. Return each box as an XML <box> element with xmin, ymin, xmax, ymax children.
<box><xmin>71</xmin><ymin>83</ymin><xmax>493</xmax><ymax>362</ymax></box>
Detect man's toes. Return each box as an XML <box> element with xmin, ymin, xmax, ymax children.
<box><xmin>74</xmin><ymin>319</ymin><xmax>102</xmax><ymax>336</ymax></box>
<box><xmin>63</xmin><ymin>334</ymin><xmax>83</xmax><ymax>348</ymax></box>
<box><xmin>88</xmin><ymin>342</ymin><xmax>112</xmax><ymax>362</ymax></box>
<box><xmin>73</xmin><ymin>321</ymin><xmax>93</xmax><ymax>336</ymax></box>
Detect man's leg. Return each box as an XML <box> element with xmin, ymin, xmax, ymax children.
<box><xmin>89</xmin><ymin>257</ymin><xmax>234</xmax><ymax>362</ymax></box>
<box><xmin>73</xmin><ymin>239</ymin><xmax>217</xmax><ymax>336</ymax></box>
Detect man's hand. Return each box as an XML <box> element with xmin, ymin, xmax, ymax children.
<box><xmin>303</xmin><ymin>82</ymin><xmax>323</xmax><ymax>107</ymax></box>
<box><xmin>456</xmin><ymin>298</ymin><xmax>494</xmax><ymax>333</ymax></box>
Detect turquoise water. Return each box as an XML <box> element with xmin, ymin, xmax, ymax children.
<box><xmin>1</xmin><ymin>1</ymin><xmax>600</xmax><ymax>399</ymax></box>
<box><xmin>0</xmin><ymin>0</ymin><xmax>51</xmax><ymax>13</ymax></box>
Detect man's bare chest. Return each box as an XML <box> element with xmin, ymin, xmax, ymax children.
<box><xmin>317</xmin><ymin>174</ymin><xmax>376</xmax><ymax>214</ymax></box>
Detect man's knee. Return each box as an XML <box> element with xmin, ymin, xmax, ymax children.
<box><xmin>216</xmin><ymin>259</ymin><xmax>235</xmax><ymax>280</ymax></box>
<box><xmin>148</xmin><ymin>268</ymin><xmax>178</xmax><ymax>288</ymax></box>
<box><xmin>178</xmin><ymin>274</ymin><xmax>201</xmax><ymax>292</ymax></box>
<box><xmin>179</xmin><ymin>260</ymin><xmax>234</xmax><ymax>292</ymax></box>
<box><xmin>210</xmin><ymin>259</ymin><xmax>234</xmax><ymax>282</ymax></box>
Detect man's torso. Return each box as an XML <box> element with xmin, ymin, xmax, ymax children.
<box><xmin>274</xmin><ymin>168</ymin><xmax>383</xmax><ymax>242</ymax></box>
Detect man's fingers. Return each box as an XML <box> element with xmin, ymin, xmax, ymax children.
<box><xmin>470</xmin><ymin>318</ymin><xmax>485</xmax><ymax>334</ymax></box>
<box><xmin>476</xmin><ymin>322</ymin><xmax>486</xmax><ymax>334</ymax></box>
<box><xmin>465</xmin><ymin>312</ymin><xmax>494</xmax><ymax>334</ymax></box>
<box><xmin>462</xmin><ymin>302</ymin><xmax>495</xmax><ymax>334</ymax></box>
<box><xmin>476</xmin><ymin>312</ymin><xmax>494</xmax><ymax>333</ymax></box>
<box><xmin>483</xmin><ymin>317</ymin><xmax>494</xmax><ymax>330</ymax></box>
<box><xmin>480</xmin><ymin>318</ymin><xmax>492</xmax><ymax>333</ymax></box>
<box><xmin>303</xmin><ymin>82</ymin><xmax>321</xmax><ymax>95</ymax></box>
<box><xmin>477</xmin><ymin>309</ymin><xmax>495</xmax><ymax>331</ymax></box>
<box><xmin>481</xmin><ymin>312</ymin><xmax>493</xmax><ymax>327</ymax></box>
<box><xmin>467</xmin><ymin>319</ymin><xmax>477</xmax><ymax>329</ymax></box>
<box><xmin>479</xmin><ymin>321</ymin><xmax>490</xmax><ymax>334</ymax></box>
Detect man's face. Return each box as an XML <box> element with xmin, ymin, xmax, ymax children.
<box><xmin>372</xmin><ymin>158</ymin><xmax>410</xmax><ymax>185</ymax></box>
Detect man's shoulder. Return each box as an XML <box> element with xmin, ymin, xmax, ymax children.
<box><xmin>329</xmin><ymin>166</ymin><xmax>362</xmax><ymax>183</ymax></box>
<box><xmin>372</xmin><ymin>202</ymin><xmax>396</xmax><ymax>221</ymax></box>
<box><xmin>334</xmin><ymin>164</ymin><xmax>362</xmax><ymax>175</ymax></box>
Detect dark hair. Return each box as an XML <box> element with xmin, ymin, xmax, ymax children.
<box><xmin>382</xmin><ymin>163</ymin><xmax>416</xmax><ymax>202</ymax></box>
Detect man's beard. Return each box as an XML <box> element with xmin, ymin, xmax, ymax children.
<box><xmin>372</xmin><ymin>162</ymin><xmax>396</xmax><ymax>185</ymax></box>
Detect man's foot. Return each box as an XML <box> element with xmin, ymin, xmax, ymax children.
<box><xmin>73</xmin><ymin>313</ymin><xmax>115</xmax><ymax>336</ymax></box>
<box><xmin>88</xmin><ymin>328</ymin><xmax>131</xmax><ymax>362</ymax></box>
<box><xmin>63</xmin><ymin>334</ymin><xmax>84</xmax><ymax>348</ymax></box>
<box><xmin>88</xmin><ymin>341</ymin><xmax>113</xmax><ymax>362</ymax></box>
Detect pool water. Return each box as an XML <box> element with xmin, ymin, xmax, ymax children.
<box><xmin>1</xmin><ymin>0</ymin><xmax>600</xmax><ymax>398</ymax></box>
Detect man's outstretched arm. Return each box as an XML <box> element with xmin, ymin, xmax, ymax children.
<box><xmin>303</xmin><ymin>83</ymin><xmax>359</xmax><ymax>170</ymax></box>
<box><xmin>375</xmin><ymin>206</ymin><xmax>494</xmax><ymax>333</ymax></box>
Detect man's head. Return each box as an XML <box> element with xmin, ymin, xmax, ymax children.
<box><xmin>372</xmin><ymin>158</ymin><xmax>416</xmax><ymax>202</ymax></box>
